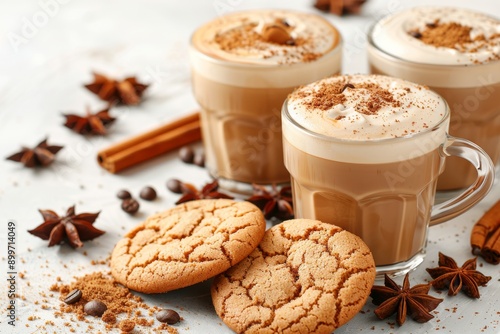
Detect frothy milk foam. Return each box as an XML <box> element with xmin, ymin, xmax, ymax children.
<box><xmin>369</xmin><ymin>7</ymin><xmax>500</xmax><ymax>88</ymax></box>
<box><xmin>284</xmin><ymin>74</ymin><xmax>448</xmax><ymax>164</ymax></box>
<box><xmin>283</xmin><ymin>74</ymin><xmax>450</xmax><ymax>267</ymax></box>
<box><xmin>190</xmin><ymin>10</ymin><xmax>342</xmax><ymax>88</ymax></box>
<box><xmin>190</xmin><ymin>10</ymin><xmax>342</xmax><ymax>186</ymax></box>
<box><xmin>368</xmin><ymin>7</ymin><xmax>500</xmax><ymax>189</ymax></box>
<box><xmin>372</xmin><ymin>7</ymin><xmax>500</xmax><ymax>66</ymax></box>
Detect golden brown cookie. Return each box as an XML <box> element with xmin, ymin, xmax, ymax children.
<box><xmin>211</xmin><ymin>219</ymin><xmax>376</xmax><ymax>334</ymax></box>
<box><xmin>110</xmin><ymin>199</ymin><xmax>266</xmax><ymax>294</ymax></box>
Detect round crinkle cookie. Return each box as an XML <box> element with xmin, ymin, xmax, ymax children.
<box><xmin>110</xmin><ymin>199</ymin><xmax>266</xmax><ymax>294</ymax></box>
<box><xmin>211</xmin><ymin>219</ymin><xmax>376</xmax><ymax>334</ymax></box>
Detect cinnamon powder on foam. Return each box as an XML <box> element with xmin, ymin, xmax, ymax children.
<box><xmin>50</xmin><ymin>271</ymin><xmax>178</xmax><ymax>333</ymax></box>
<box><xmin>295</xmin><ymin>78</ymin><xmax>402</xmax><ymax>115</ymax></box>
<box><xmin>213</xmin><ymin>21</ymin><xmax>321</xmax><ymax>63</ymax></box>
<box><xmin>411</xmin><ymin>20</ymin><xmax>500</xmax><ymax>63</ymax></box>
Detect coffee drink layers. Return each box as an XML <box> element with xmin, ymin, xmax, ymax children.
<box><xmin>190</xmin><ymin>10</ymin><xmax>342</xmax><ymax>187</ymax></box>
<box><xmin>368</xmin><ymin>7</ymin><xmax>500</xmax><ymax>190</ymax></box>
<box><xmin>283</xmin><ymin>74</ymin><xmax>448</xmax><ymax>266</ymax></box>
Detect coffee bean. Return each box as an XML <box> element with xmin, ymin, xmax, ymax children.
<box><xmin>179</xmin><ymin>146</ymin><xmax>195</xmax><ymax>163</ymax></box>
<box><xmin>116</xmin><ymin>189</ymin><xmax>132</xmax><ymax>200</ymax></box>
<box><xmin>193</xmin><ymin>152</ymin><xmax>205</xmax><ymax>167</ymax></box>
<box><xmin>63</xmin><ymin>289</ymin><xmax>82</xmax><ymax>305</ymax></box>
<box><xmin>84</xmin><ymin>300</ymin><xmax>107</xmax><ymax>317</ymax></box>
<box><xmin>156</xmin><ymin>309</ymin><xmax>180</xmax><ymax>324</ymax></box>
<box><xmin>166</xmin><ymin>179</ymin><xmax>183</xmax><ymax>194</ymax></box>
<box><xmin>121</xmin><ymin>198</ymin><xmax>140</xmax><ymax>214</ymax></box>
<box><xmin>139</xmin><ymin>186</ymin><xmax>157</xmax><ymax>201</ymax></box>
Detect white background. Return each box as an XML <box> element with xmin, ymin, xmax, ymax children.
<box><xmin>0</xmin><ymin>0</ymin><xmax>499</xmax><ymax>333</ymax></box>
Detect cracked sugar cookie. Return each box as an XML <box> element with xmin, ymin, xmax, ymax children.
<box><xmin>110</xmin><ymin>199</ymin><xmax>266</xmax><ymax>293</ymax></box>
<box><xmin>211</xmin><ymin>219</ymin><xmax>376</xmax><ymax>334</ymax></box>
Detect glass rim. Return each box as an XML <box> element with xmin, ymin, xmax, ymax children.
<box><xmin>282</xmin><ymin>93</ymin><xmax>451</xmax><ymax>146</ymax></box>
<box><xmin>189</xmin><ymin>8</ymin><xmax>343</xmax><ymax>70</ymax></box>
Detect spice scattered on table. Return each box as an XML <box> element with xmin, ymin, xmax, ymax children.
<box><xmin>28</xmin><ymin>205</ymin><xmax>105</xmax><ymax>248</ymax></box>
<box><xmin>426</xmin><ymin>252</ymin><xmax>491</xmax><ymax>298</ymax></box>
<box><xmin>471</xmin><ymin>200</ymin><xmax>500</xmax><ymax>264</ymax></box>
<box><xmin>51</xmin><ymin>271</ymin><xmax>177</xmax><ymax>332</ymax></box>
<box><xmin>6</xmin><ymin>138</ymin><xmax>63</xmax><ymax>168</ymax></box>
<box><xmin>119</xmin><ymin>319</ymin><xmax>136</xmax><ymax>332</ymax></box>
<box><xmin>97</xmin><ymin>112</ymin><xmax>201</xmax><ymax>174</ymax></box>
<box><xmin>63</xmin><ymin>106</ymin><xmax>116</xmax><ymax>135</ymax></box>
<box><xmin>245</xmin><ymin>183</ymin><xmax>294</xmax><ymax>220</ymax></box>
<box><xmin>370</xmin><ymin>273</ymin><xmax>443</xmax><ymax>325</ymax></box>
<box><xmin>175</xmin><ymin>180</ymin><xmax>233</xmax><ymax>204</ymax></box>
<box><xmin>84</xmin><ymin>72</ymin><xmax>149</xmax><ymax>105</ymax></box>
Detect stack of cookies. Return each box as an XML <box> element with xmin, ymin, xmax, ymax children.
<box><xmin>110</xmin><ymin>199</ymin><xmax>376</xmax><ymax>333</ymax></box>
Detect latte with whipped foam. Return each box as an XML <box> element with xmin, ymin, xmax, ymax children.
<box><xmin>190</xmin><ymin>10</ymin><xmax>342</xmax><ymax>188</ymax></box>
<box><xmin>283</xmin><ymin>74</ymin><xmax>448</xmax><ymax>266</ymax></box>
<box><xmin>368</xmin><ymin>7</ymin><xmax>500</xmax><ymax>189</ymax></box>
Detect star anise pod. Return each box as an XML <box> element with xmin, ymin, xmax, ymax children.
<box><xmin>245</xmin><ymin>184</ymin><xmax>294</xmax><ymax>220</ymax></box>
<box><xmin>426</xmin><ymin>252</ymin><xmax>492</xmax><ymax>299</ymax></box>
<box><xmin>63</xmin><ymin>106</ymin><xmax>115</xmax><ymax>135</ymax></box>
<box><xmin>314</xmin><ymin>0</ymin><xmax>367</xmax><ymax>16</ymax></box>
<box><xmin>84</xmin><ymin>72</ymin><xmax>149</xmax><ymax>105</ymax></box>
<box><xmin>175</xmin><ymin>180</ymin><xmax>233</xmax><ymax>204</ymax></box>
<box><xmin>28</xmin><ymin>205</ymin><xmax>105</xmax><ymax>248</ymax></box>
<box><xmin>370</xmin><ymin>273</ymin><xmax>443</xmax><ymax>326</ymax></box>
<box><xmin>6</xmin><ymin>138</ymin><xmax>63</xmax><ymax>168</ymax></box>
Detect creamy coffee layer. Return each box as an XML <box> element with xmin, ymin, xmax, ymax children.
<box><xmin>192</xmin><ymin>10</ymin><xmax>339</xmax><ymax>65</ymax></box>
<box><xmin>190</xmin><ymin>10</ymin><xmax>342</xmax><ymax>88</ymax></box>
<box><xmin>371</xmin><ymin>7</ymin><xmax>500</xmax><ymax>65</ymax></box>
<box><xmin>284</xmin><ymin>75</ymin><xmax>448</xmax><ymax>163</ymax></box>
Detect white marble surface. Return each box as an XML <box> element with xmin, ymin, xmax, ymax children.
<box><xmin>0</xmin><ymin>0</ymin><xmax>499</xmax><ymax>333</ymax></box>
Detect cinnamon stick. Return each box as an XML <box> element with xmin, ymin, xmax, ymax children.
<box><xmin>471</xmin><ymin>200</ymin><xmax>500</xmax><ymax>264</ymax></box>
<box><xmin>97</xmin><ymin>112</ymin><xmax>201</xmax><ymax>173</ymax></box>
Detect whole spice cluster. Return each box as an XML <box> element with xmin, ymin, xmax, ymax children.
<box><xmin>28</xmin><ymin>205</ymin><xmax>105</xmax><ymax>248</ymax></box>
<box><xmin>5</xmin><ymin>72</ymin><xmax>149</xmax><ymax>168</ymax></box>
<box><xmin>370</xmin><ymin>252</ymin><xmax>492</xmax><ymax>326</ymax></box>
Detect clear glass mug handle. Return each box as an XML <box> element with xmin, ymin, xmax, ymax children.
<box><xmin>430</xmin><ymin>136</ymin><xmax>495</xmax><ymax>226</ymax></box>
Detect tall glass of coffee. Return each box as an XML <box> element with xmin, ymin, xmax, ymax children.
<box><xmin>367</xmin><ymin>7</ymin><xmax>500</xmax><ymax>190</ymax></box>
<box><xmin>190</xmin><ymin>10</ymin><xmax>342</xmax><ymax>192</ymax></box>
<box><xmin>282</xmin><ymin>74</ymin><xmax>495</xmax><ymax>276</ymax></box>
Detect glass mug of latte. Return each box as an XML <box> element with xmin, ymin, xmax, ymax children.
<box><xmin>190</xmin><ymin>10</ymin><xmax>342</xmax><ymax>192</ymax></box>
<box><xmin>282</xmin><ymin>74</ymin><xmax>495</xmax><ymax>275</ymax></box>
<box><xmin>367</xmin><ymin>7</ymin><xmax>500</xmax><ymax>190</ymax></box>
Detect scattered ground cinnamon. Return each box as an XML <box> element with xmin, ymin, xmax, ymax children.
<box><xmin>294</xmin><ymin>77</ymin><xmax>401</xmax><ymax>114</ymax></box>
<box><xmin>409</xmin><ymin>20</ymin><xmax>500</xmax><ymax>63</ymax></box>
<box><xmin>50</xmin><ymin>271</ymin><xmax>178</xmax><ymax>332</ymax></box>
